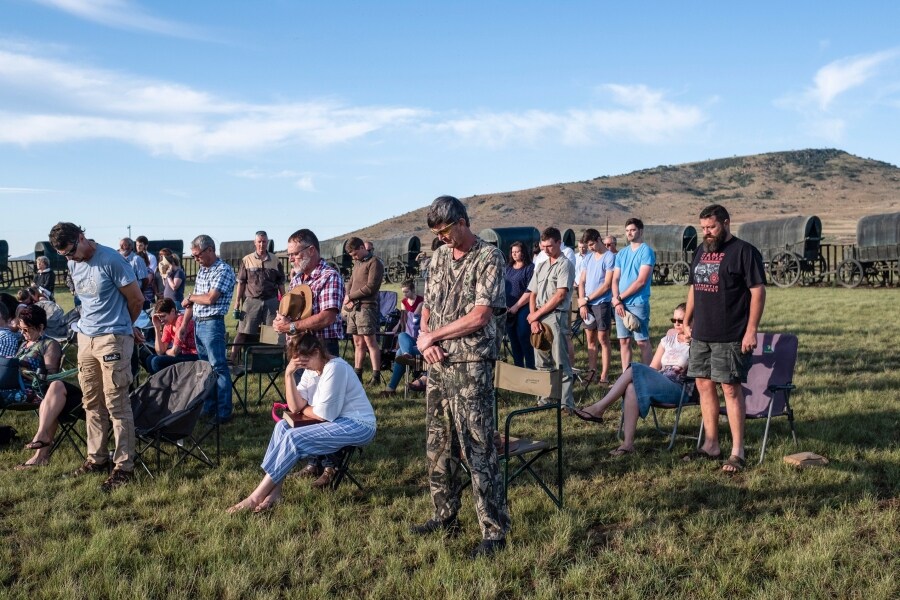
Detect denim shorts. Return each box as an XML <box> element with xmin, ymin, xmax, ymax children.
<box><xmin>614</xmin><ymin>303</ymin><xmax>650</xmax><ymax>341</ymax></box>
<box><xmin>687</xmin><ymin>340</ymin><xmax>751</xmax><ymax>384</ymax></box>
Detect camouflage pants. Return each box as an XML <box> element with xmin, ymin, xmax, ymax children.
<box><xmin>426</xmin><ymin>360</ymin><xmax>511</xmax><ymax>540</ymax></box>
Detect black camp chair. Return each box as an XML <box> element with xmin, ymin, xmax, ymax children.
<box><xmin>130</xmin><ymin>361</ymin><xmax>218</xmax><ymax>476</ymax></box>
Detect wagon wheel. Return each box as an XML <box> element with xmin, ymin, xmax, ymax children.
<box><xmin>652</xmin><ymin>265</ymin><xmax>668</xmax><ymax>285</ymax></box>
<box><xmin>836</xmin><ymin>259</ymin><xmax>863</xmax><ymax>288</ymax></box>
<box><xmin>866</xmin><ymin>261</ymin><xmax>892</xmax><ymax>287</ymax></box>
<box><xmin>387</xmin><ymin>260</ymin><xmax>407</xmax><ymax>284</ymax></box>
<box><xmin>671</xmin><ymin>261</ymin><xmax>690</xmax><ymax>286</ymax></box>
<box><xmin>769</xmin><ymin>252</ymin><xmax>801</xmax><ymax>288</ymax></box>
<box><xmin>798</xmin><ymin>255</ymin><xmax>828</xmax><ymax>286</ymax></box>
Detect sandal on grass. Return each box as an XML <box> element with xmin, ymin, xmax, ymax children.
<box><xmin>722</xmin><ymin>455</ymin><xmax>746</xmax><ymax>474</ymax></box>
<box><xmin>681</xmin><ymin>449</ymin><xmax>722</xmax><ymax>462</ymax></box>
<box><xmin>24</xmin><ymin>439</ymin><xmax>52</xmax><ymax>450</ymax></box>
<box><xmin>14</xmin><ymin>460</ymin><xmax>49</xmax><ymax>470</ymax></box>
<box><xmin>609</xmin><ymin>447</ymin><xmax>635</xmax><ymax>457</ymax></box>
<box><xmin>572</xmin><ymin>408</ymin><xmax>604</xmax><ymax>424</ymax></box>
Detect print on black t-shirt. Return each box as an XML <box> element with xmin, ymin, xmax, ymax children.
<box><xmin>693</xmin><ymin>252</ymin><xmax>724</xmax><ymax>292</ymax></box>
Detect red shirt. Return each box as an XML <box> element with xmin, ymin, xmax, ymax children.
<box><xmin>160</xmin><ymin>314</ymin><xmax>197</xmax><ymax>355</ymax></box>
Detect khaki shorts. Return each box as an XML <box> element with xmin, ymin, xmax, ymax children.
<box><xmin>687</xmin><ymin>340</ymin><xmax>751</xmax><ymax>384</ymax></box>
<box><xmin>345</xmin><ymin>303</ymin><xmax>380</xmax><ymax>335</ymax></box>
<box><xmin>237</xmin><ymin>296</ymin><xmax>279</xmax><ymax>334</ymax></box>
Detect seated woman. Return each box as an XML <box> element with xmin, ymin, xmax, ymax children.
<box><xmin>227</xmin><ymin>333</ymin><xmax>377</xmax><ymax>513</ymax></box>
<box><xmin>143</xmin><ymin>298</ymin><xmax>198</xmax><ymax>374</ymax></box>
<box><xmin>381</xmin><ymin>279</ymin><xmax>424</xmax><ymax>397</ymax></box>
<box><xmin>13</xmin><ymin>305</ymin><xmax>82</xmax><ymax>470</ymax></box>
<box><xmin>574</xmin><ymin>303</ymin><xmax>691</xmax><ymax>456</ymax></box>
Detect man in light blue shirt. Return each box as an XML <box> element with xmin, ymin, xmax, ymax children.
<box><xmin>612</xmin><ymin>218</ymin><xmax>656</xmax><ymax>367</ymax></box>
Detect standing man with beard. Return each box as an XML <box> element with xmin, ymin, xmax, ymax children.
<box><xmin>683</xmin><ymin>204</ymin><xmax>766</xmax><ymax>473</ymax></box>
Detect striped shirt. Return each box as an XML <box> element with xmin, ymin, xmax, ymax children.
<box><xmin>193</xmin><ymin>258</ymin><xmax>236</xmax><ymax>318</ymax></box>
<box><xmin>289</xmin><ymin>259</ymin><xmax>344</xmax><ymax>340</ymax></box>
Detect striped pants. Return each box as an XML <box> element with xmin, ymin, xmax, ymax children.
<box><xmin>261</xmin><ymin>417</ymin><xmax>376</xmax><ymax>483</ymax></box>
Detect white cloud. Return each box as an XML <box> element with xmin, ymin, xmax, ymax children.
<box><xmin>0</xmin><ymin>187</ymin><xmax>55</xmax><ymax>194</ymax></box>
<box><xmin>29</xmin><ymin>0</ymin><xmax>203</xmax><ymax>39</ymax></box>
<box><xmin>0</xmin><ymin>47</ymin><xmax>707</xmax><ymax>159</ymax></box>
<box><xmin>432</xmin><ymin>84</ymin><xmax>705</xmax><ymax>146</ymax></box>
<box><xmin>811</xmin><ymin>50</ymin><xmax>899</xmax><ymax>110</ymax></box>
<box><xmin>294</xmin><ymin>176</ymin><xmax>316</xmax><ymax>192</ymax></box>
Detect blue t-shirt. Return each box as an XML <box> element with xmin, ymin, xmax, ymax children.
<box><xmin>504</xmin><ymin>264</ymin><xmax>534</xmax><ymax>308</ymax></box>
<box><xmin>69</xmin><ymin>244</ymin><xmax>137</xmax><ymax>336</ymax></box>
<box><xmin>583</xmin><ymin>251</ymin><xmax>615</xmax><ymax>305</ymax></box>
<box><xmin>614</xmin><ymin>243</ymin><xmax>655</xmax><ymax>306</ymax></box>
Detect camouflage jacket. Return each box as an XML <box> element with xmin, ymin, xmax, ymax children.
<box><xmin>424</xmin><ymin>237</ymin><xmax>506</xmax><ymax>363</ymax></box>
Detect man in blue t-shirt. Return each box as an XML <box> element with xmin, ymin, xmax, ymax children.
<box><xmin>49</xmin><ymin>222</ymin><xmax>145</xmax><ymax>492</ymax></box>
<box><xmin>611</xmin><ymin>218</ymin><xmax>656</xmax><ymax>367</ymax></box>
<box><xmin>684</xmin><ymin>204</ymin><xmax>766</xmax><ymax>474</ymax></box>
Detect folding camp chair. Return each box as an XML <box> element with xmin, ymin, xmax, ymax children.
<box><xmin>330</xmin><ymin>446</ymin><xmax>364</xmax><ymax>491</ymax></box>
<box><xmin>231</xmin><ymin>325</ymin><xmax>286</xmax><ymax>413</ymax></box>
<box><xmin>698</xmin><ymin>332</ymin><xmax>799</xmax><ymax>463</ymax></box>
<box><xmin>131</xmin><ymin>361</ymin><xmax>218</xmax><ymax>476</ymax></box>
<box><xmin>493</xmin><ymin>362</ymin><xmax>564</xmax><ymax>508</ymax></box>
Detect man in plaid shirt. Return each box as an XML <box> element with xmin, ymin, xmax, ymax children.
<box><xmin>273</xmin><ymin>229</ymin><xmax>344</xmax><ymax>356</ymax></box>
<box><xmin>183</xmin><ymin>234</ymin><xmax>236</xmax><ymax>424</ymax></box>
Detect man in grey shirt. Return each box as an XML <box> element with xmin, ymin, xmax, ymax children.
<box><xmin>50</xmin><ymin>222</ymin><xmax>145</xmax><ymax>492</ymax></box>
<box><xmin>527</xmin><ymin>227</ymin><xmax>575</xmax><ymax>410</ymax></box>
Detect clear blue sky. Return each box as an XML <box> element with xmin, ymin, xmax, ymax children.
<box><xmin>2</xmin><ymin>1</ymin><xmax>899</xmax><ymax>256</ymax></box>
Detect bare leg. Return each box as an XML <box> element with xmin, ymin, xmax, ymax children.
<box><xmin>614</xmin><ymin>384</ymin><xmax>640</xmax><ymax>452</ymax></box>
<box><xmin>720</xmin><ymin>382</ymin><xmax>746</xmax><ymax>471</ymax></box>
<box><xmin>619</xmin><ymin>337</ymin><xmax>633</xmax><ymax>371</ymax></box>
<box><xmin>230</xmin><ymin>332</ymin><xmax>247</xmax><ymax>364</ymax></box>
<box><xmin>636</xmin><ymin>339</ymin><xmax>653</xmax><ymax>365</ymax></box>
<box><xmin>352</xmin><ymin>335</ymin><xmax>367</xmax><ymax>370</ymax></box>
<box><xmin>584</xmin><ymin>329</ymin><xmax>598</xmax><ymax>380</ymax></box>
<box><xmin>22</xmin><ymin>382</ymin><xmax>68</xmax><ymax>467</ymax></box>
<box><xmin>695</xmin><ymin>378</ymin><xmax>722</xmax><ymax>457</ymax></box>
<box><xmin>579</xmin><ymin>367</ymin><xmax>634</xmax><ymax>418</ymax></box>
<box><xmin>227</xmin><ymin>474</ymin><xmax>280</xmax><ymax>514</ymax></box>
<box><xmin>362</xmin><ymin>334</ymin><xmax>381</xmax><ymax>372</ymax></box>
<box><xmin>598</xmin><ymin>329</ymin><xmax>611</xmax><ymax>382</ymax></box>
<box><xmin>254</xmin><ymin>481</ymin><xmax>285</xmax><ymax>512</ymax></box>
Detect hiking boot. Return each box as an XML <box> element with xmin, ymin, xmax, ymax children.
<box><xmin>295</xmin><ymin>464</ymin><xmax>322</xmax><ymax>479</ymax></box>
<box><xmin>311</xmin><ymin>466</ymin><xmax>337</xmax><ymax>489</ymax></box>
<box><xmin>368</xmin><ymin>372</ymin><xmax>383</xmax><ymax>386</ymax></box>
<box><xmin>69</xmin><ymin>460</ymin><xmax>111</xmax><ymax>478</ymax></box>
<box><xmin>100</xmin><ymin>468</ymin><xmax>133</xmax><ymax>493</ymax></box>
<box><xmin>409</xmin><ymin>516</ymin><xmax>461</xmax><ymax>537</ymax></box>
<box><xmin>469</xmin><ymin>538</ymin><xmax>506</xmax><ymax>559</ymax></box>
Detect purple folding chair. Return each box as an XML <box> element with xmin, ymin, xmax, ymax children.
<box><xmin>699</xmin><ymin>332</ymin><xmax>799</xmax><ymax>463</ymax></box>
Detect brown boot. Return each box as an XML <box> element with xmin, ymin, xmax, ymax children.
<box><xmin>294</xmin><ymin>464</ymin><xmax>322</xmax><ymax>479</ymax></box>
<box><xmin>311</xmin><ymin>466</ymin><xmax>337</xmax><ymax>489</ymax></box>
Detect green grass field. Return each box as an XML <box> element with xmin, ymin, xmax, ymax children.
<box><xmin>0</xmin><ymin>286</ymin><xmax>897</xmax><ymax>599</ymax></box>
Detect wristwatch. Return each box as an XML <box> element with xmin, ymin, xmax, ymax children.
<box><xmin>289</xmin><ymin>321</ymin><xmax>297</xmax><ymax>335</ymax></box>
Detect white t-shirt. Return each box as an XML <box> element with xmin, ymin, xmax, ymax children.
<box><xmin>296</xmin><ymin>357</ymin><xmax>376</xmax><ymax>426</ymax></box>
<box><xmin>534</xmin><ymin>243</ymin><xmax>577</xmax><ymax>265</ymax></box>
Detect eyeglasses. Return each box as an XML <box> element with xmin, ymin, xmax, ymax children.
<box><xmin>430</xmin><ymin>221</ymin><xmax>456</xmax><ymax>237</ymax></box>
<box><xmin>604</xmin><ymin>243</ymin><xmax>613</xmax><ymax>248</ymax></box>
<box><xmin>191</xmin><ymin>246</ymin><xmax>211</xmax><ymax>259</ymax></box>
<box><xmin>670</xmin><ymin>318</ymin><xmax>684</xmax><ymax>324</ymax></box>
<box><xmin>57</xmin><ymin>238</ymin><xmax>80</xmax><ymax>258</ymax></box>
<box><xmin>287</xmin><ymin>244</ymin><xmax>312</xmax><ymax>258</ymax></box>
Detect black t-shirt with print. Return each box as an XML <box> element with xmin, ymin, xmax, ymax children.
<box><xmin>689</xmin><ymin>236</ymin><xmax>765</xmax><ymax>342</ymax></box>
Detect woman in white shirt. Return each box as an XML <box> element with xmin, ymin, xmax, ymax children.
<box><xmin>573</xmin><ymin>303</ymin><xmax>691</xmax><ymax>456</ymax></box>
<box><xmin>227</xmin><ymin>333</ymin><xmax>377</xmax><ymax>513</ymax></box>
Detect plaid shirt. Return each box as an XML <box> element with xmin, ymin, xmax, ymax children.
<box><xmin>290</xmin><ymin>259</ymin><xmax>344</xmax><ymax>340</ymax></box>
<box><xmin>193</xmin><ymin>258</ymin><xmax>236</xmax><ymax>318</ymax></box>
<box><xmin>0</xmin><ymin>328</ymin><xmax>21</xmax><ymax>358</ymax></box>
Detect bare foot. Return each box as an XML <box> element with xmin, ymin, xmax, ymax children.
<box><xmin>14</xmin><ymin>458</ymin><xmax>50</xmax><ymax>470</ymax></box>
<box><xmin>226</xmin><ymin>497</ymin><xmax>259</xmax><ymax>514</ymax></box>
<box><xmin>253</xmin><ymin>493</ymin><xmax>283</xmax><ymax>513</ymax></box>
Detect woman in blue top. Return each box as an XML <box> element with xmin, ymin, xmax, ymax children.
<box><xmin>504</xmin><ymin>241</ymin><xmax>535</xmax><ymax>369</ymax></box>
<box><xmin>227</xmin><ymin>332</ymin><xmax>377</xmax><ymax>513</ymax></box>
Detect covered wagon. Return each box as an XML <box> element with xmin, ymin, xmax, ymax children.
<box><xmin>736</xmin><ymin>216</ymin><xmax>824</xmax><ymax>287</ymax></box>
<box><xmin>642</xmin><ymin>225</ymin><xmax>697</xmax><ymax>285</ymax></box>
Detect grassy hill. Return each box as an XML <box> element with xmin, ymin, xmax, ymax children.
<box><xmin>342</xmin><ymin>149</ymin><xmax>900</xmax><ymax>245</ymax></box>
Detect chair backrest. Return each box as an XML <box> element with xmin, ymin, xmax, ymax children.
<box><xmin>743</xmin><ymin>333</ymin><xmax>798</xmax><ymax>418</ymax></box>
<box><xmin>378</xmin><ymin>291</ymin><xmax>398</xmax><ymax>319</ymax></box>
<box><xmin>0</xmin><ymin>357</ymin><xmax>25</xmax><ymax>391</ymax></box>
<box><xmin>247</xmin><ymin>346</ymin><xmax>285</xmax><ymax>373</ymax></box>
<box><xmin>494</xmin><ymin>362</ymin><xmax>561</xmax><ymax>399</ymax></box>
<box><xmin>259</xmin><ymin>325</ymin><xmax>284</xmax><ymax>346</ymax></box>
<box><xmin>130</xmin><ymin>361</ymin><xmax>216</xmax><ymax>437</ymax></box>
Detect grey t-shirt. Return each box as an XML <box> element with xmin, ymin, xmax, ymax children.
<box><xmin>528</xmin><ymin>255</ymin><xmax>575</xmax><ymax>312</ymax></box>
<box><xmin>69</xmin><ymin>244</ymin><xmax>136</xmax><ymax>336</ymax></box>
